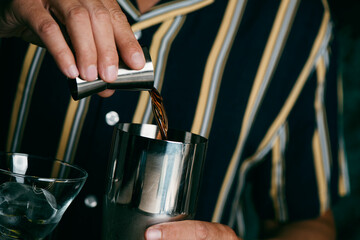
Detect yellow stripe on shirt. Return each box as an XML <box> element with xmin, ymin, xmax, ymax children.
<box><xmin>56</xmin><ymin>98</ymin><xmax>91</xmax><ymax>164</ymax></box>
<box><xmin>6</xmin><ymin>44</ymin><xmax>46</xmax><ymax>152</ymax></box>
<box><xmin>313</xmin><ymin>130</ymin><xmax>329</xmax><ymax>213</ymax></box>
<box><xmin>336</xmin><ymin>72</ymin><xmax>351</xmax><ymax>196</ymax></box>
<box><xmin>315</xmin><ymin>56</ymin><xmax>332</xmax><ymax>178</ymax></box>
<box><xmin>212</xmin><ymin>0</ymin><xmax>299</xmax><ymax>222</ymax></box>
<box><xmin>131</xmin><ymin>0</ymin><xmax>213</xmax><ymax>32</ymax></box>
<box><xmin>191</xmin><ymin>0</ymin><xmax>248</xmax><ymax>137</ymax></box>
<box><xmin>256</xmin><ymin>9</ymin><xmax>330</xmax><ymax>155</ymax></box>
<box><xmin>270</xmin><ymin>123</ymin><xmax>288</xmax><ymax>221</ymax></box>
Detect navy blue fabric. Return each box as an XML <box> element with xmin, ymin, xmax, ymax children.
<box><xmin>0</xmin><ymin>0</ymin><xmax>342</xmax><ymax>239</ymax></box>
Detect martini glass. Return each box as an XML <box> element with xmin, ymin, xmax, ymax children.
<box><xmin>0</xmin><ymin>152</ymin><xmax>87</xmax><ymax>240</ymax></box>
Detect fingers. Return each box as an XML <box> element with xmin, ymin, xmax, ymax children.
<box><xmin>84</xmin><ymin>0</ymin><xmax>118</xmax><ymax>82</ymax></box>
<box><xmin>97</xmin><ymin>89</ymin><xmax>115</xmax><ymax>98</ymax></box>
<box><xmin>18</xmin><ymin>0</ymin><xmax>79</xmax><ymax>79</ymax></box>
<box><xmin>50</xmin><ymin>0</ymin><xmax>99</xmax><ymax>81</ymax></box>
<box><xmin>145</xmin><ymin>220</ymin><xmax>240</xmax><ymax>240</ymax></box>
<box><xmin>50</xmin><ymin>0</ymin><xmax>144</xmax><ymax>84</ymax></box>
<box><xmin>50</xmin><ymin>0</ymin><xmax>118</xmax><ymax>82</ymax></box>
<box><xmin>102</xmin><ymin>0</ymin><xmax>145</xmax><ymax>70</ymax></box>
<box><xmin>10</xmin><ymin>0</ymin><xmax>144</xmax><ymax>98</ymax></box>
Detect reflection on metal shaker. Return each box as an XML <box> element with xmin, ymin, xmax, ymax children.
<box><xmin>102</xmin><ymin>123</ymin><xmax>208</xmax><ymax>240</ymax></box>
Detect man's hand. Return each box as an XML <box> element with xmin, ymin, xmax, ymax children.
<box><xmin>145</xmin><ymin>220</ymin><xmax>241</xmax><ymax>240</ymax></box>
<box><xmin>0</xmin><ymin>0</ymin><xmax>145</xmax><ymax>96</ymax></box>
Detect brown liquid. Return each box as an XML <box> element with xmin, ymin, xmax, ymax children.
<box><xmin>149</xmin><ymin>88</ymin><xmax>168</xmax><ymax>140</ymax></box>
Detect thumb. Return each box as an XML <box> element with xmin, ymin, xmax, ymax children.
<box><xmin>145</xmin><ymin>220</ymin><xmax>240</xmax><ymax>240</ymax></box>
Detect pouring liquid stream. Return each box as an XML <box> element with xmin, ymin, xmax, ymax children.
<box><xmin>149</xmin><ymin>88</ymin><xmax>168</xmax><ymax>140</ymax></box>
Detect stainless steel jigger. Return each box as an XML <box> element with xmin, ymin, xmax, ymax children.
<box><xmin>68</xmin><ymin>47</ymin><xmax>154</xmax><ymax>100</ymax></box>
<box><xmin>102</xmin><ymin>123</ymin><xmax>208</xmax><ymax>240</ymax></box>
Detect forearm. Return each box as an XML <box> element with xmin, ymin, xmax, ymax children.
<box><xmin>263</xmin><ymin>210</ymin><xmax>336</xmax><ymax>240</ymax></box>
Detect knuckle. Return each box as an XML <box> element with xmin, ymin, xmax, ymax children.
<box><xmin>38</xmin><ymin>19</ymin><xmax>59</xmax><ymax>36</ymax></box>
<box><xmin>122</xmin><ymin>39</ymin><xmax>141</xmax><ymax>52</ymax></box>
<box><xmin>53</xmin><ymin>48</ymin><xmax>70</xmax><ymax>61</ymax></box>
<box><xmin>92</xmin><ymin>7</ymin><xmax>110</xmax><ymax>21</ymax></box>
<box><xmin>109</xmin><ymin>8</ymin><xmax>128</xmax><ymax>24</ymax></box>
<box><xmin>67</xmin><ymin>6</ymin><xmax>89</xmax><ymax>20</ymax></box>
<box><xmin>102</xmin><ymin>48</ymin><xmax>118</xmax><ymax>62</ymax></box>
<box><xmin>194</xmin><ymin>222</ymin><xmax>209</xmax><ymax>240</ymax></box>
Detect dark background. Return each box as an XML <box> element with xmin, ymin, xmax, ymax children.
<box><xmin>329</xmin><ymin>1</ymin><xmax>360</xmax><ymax>239</ymax></box>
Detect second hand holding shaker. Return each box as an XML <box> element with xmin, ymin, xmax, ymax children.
<box><xmin>68</xmin><ymin>47</ymin><xmax>154</xmax><ymax>100</ymax></box>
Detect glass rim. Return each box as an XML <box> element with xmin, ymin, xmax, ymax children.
<box><xmin>116</xmin><ymin>123</ymin><xmax>208</xmax><ymax>145</ymax></box>
<box><xmin>0</xmin><ymin>152</ymin><xmax>88</xmax><ymax>183</ymax></box>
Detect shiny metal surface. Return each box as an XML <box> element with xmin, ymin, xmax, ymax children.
<box><xmin>103</xmin><ymin>123</ymin><xmax>208</xmax><ymax>240</ymax></box>
<box><xmin>68</xmin><ymin>47</ymin><xmax>154</xmax><ymax>100</ymax></box>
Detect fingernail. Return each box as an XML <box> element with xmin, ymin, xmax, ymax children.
<box><xmin>146</xmin><ymin>228</ymin><xmax>161</xmax><ymax>240</ymax></box>
<box><xmin>85</xmin><ymin>65</ymin><xmax>98</xmax><ymax>80</ymax></box>
<box><xmin>67</xmin><ymin>64</ymin><xmax>79</xmax><ymax>79</ymax></box>
<box><xmin>105</xmin><ymin>65</ymin><xmax>118</xmax><ymax>82</ymax></box>
<box><xmin>131</xmin><ymin>51</ymin><xmax>145</xmax><ymax>69</ymax></box>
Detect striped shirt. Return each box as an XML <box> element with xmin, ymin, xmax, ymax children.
<box><xmin>0</xmin><ymin>0</ymin><xmax>350</xmax><ymax>239</ymax></box>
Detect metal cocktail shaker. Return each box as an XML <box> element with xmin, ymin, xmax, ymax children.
<box><xmin>102</xmin><ymin>123</ymin><xmax>208</xmax><ymax>240</ymax></box>
<box><xmin>68</xmin><ymin>47</ymin><xmax>154</xmax><ymax>100</ymax></box>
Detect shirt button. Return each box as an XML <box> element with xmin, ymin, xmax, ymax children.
<box><xmin>84</xmin><ymin>195</ymin><xmax>98</xmax><ymax>208</ymax></box>
<box><xmin>105</xmin><ymin>111</ymin><xmax>119</xmax><ymax>126</ymax></box>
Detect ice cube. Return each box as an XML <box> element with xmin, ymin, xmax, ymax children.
<box><xmin>0</xmin><ymin>182</ymin><xmax>58</xmax><ymax>224</ymax></box>
<box><xmin>0</xmin><ymin>182</ymin><xmax>31</xmax><ymax>216</ymax></box>
<box><xmin>0</xmin><ymin>182</ymin><xmax>31</xmax><ymax>226</ymax></box>
<box><xmin>26</xmin><ymin>187</ymin><xmax>58</xmax><ymax>222</ymax></box>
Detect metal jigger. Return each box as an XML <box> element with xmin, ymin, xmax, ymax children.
<box><xmin>68</xmin><ymin>47</ymin><xmax>154</xmax><ymax>100</ymax></box>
